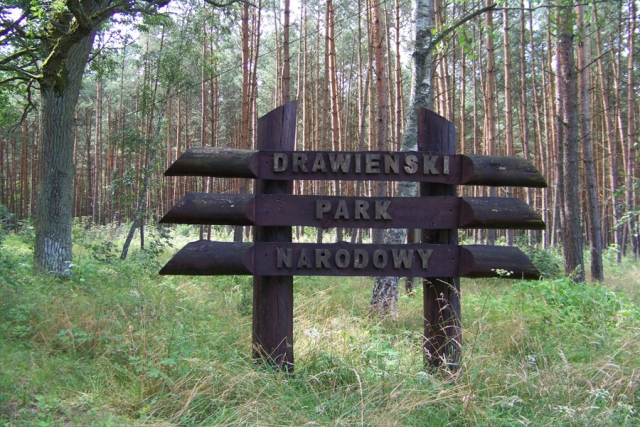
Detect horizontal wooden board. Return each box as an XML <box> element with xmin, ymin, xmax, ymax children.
<box><xmin>160</xmin><ymin>240</ymin><xmax>540</xmax><ymax>279</ymax></box>
<box><xmin>164</xmin><ymin>148</ymin><xmax>547</xmax><ymax>188</ymax></box>
<box><xmin>160</xmin><ymin>193</ymin><xmax>545</xmax><ymax>230</ymax></box>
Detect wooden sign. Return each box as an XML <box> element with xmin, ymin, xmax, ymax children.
<box><xmin>160</xmin><ymin>240</ymin><xmax>540</xmax><ymax>280</ymax></box>
<box><xmin>164</xmin><ymin>148</ymin><xmax>547</xmax><ymax>188</ymax></box>
<box><xmin>160</xmin><ymin>193</ymin><xmax>545</xmax><ymax>230</ymax></box>
<box><xmin>160</xmin><ymin>102</ymin><xmax>547</xmax><ymax>371</ymax></box>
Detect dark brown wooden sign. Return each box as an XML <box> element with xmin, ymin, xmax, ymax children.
<box><xmin>160</xmin><ymin>240</ymin><xmax>540</xmax><ymax>280</ymax></box>
<box><xmin>160</xmin><ymin>193</ymin><xmax>545</xmax><ymax>230</ymax></box>
<box><xmin>164</xmin><ymin>148</ymin><xmax>547</xmax><ymax>188</ymax></box>
<box><xmin>160</xmin><ymin>102</ymin><xmax>547</xmax><ymax>372</ymax></box>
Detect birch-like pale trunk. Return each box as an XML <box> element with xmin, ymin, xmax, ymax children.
<box><xmin>381</xmin><ymin>0</ymin><xmax>434</xmax><ymax>251</ymax></box>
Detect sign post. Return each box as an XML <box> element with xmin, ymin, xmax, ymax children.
<box><xmin>252</xmin><ymin>102</ymin><xmax>296</xmax><ymax>370</ymax></box>
<box><xmin>160</xmin><ymin>103</ymin><xmax>547</xmax><ymax>371</ymax></box>
<box><xmin>419</xmin><ymin>109</ymin><xmax>461</xmax><ymax>368</ymax></box>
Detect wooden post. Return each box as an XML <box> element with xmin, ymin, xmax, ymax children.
<box><xmin>418</xmin><ymin>108</ymin><xmax>462</xmax><ymax>370</ymax></box>
<box><xmin>252</xmin><ymin>101</ymin><xmax>297</xmax><ymax>370</ymax></box>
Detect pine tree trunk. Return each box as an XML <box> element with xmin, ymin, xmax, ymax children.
<box><xmin>577</xmin><ymin>4</ymin><xmax>604</xmax><ymax>280</ymax></box>
<box><xmin>369</xmin><ymin>0</ymin><xmax>396</xmax><ymax>315</ymax></box>
<box><xmin>625</xmin><ymin>0</ymin><xmax>637</xmax><ymax>258</ymax></box>
<box><xmin>484</xmin><ymin>0</ymin><xmax>497</xmax><ymax>245</ymax></box>
<box><xmin>556</xmin><ymin>2</ymin><xmax>585</xmax><ymax>281</ymax></box>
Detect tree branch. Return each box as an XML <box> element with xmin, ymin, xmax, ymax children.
<box><xmin>67</xmin><ymin>0</ymin><xmax>94</xmax><ymax>30</ymax></box>
<box><xmin>0</xmin><ymin>64</ymin><xmax>40</xmax><ymax>80</ymax></box>
<box><xmin>578</xmin><ymin>48</ymin><xmax>611</xmax><ymax>73</ymax></box>
<box><xmin>0</xmin><ymin>75</ymin><xmax>30</xmax><ymax>85</ymax></box>
<box><xmin>0</xmin><ymin>12</ymin><xmax>28</xmax><ymax>38</ymax></box>
<box><xmin>430</xmin><ymin>3</ymin><xmax>497</xmax><ymax>49</ymax></box>
<box><xmin>0</xmin><ymin>48</ymin><xmax>35</xmax><ymax>66</ymax></box>
<box><xmin>204</xmin><ymin>0</ymin><xmax>257</xmax><ymax>8</ymax></box>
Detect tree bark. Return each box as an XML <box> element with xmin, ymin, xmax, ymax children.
<box><xmin>369</xmin><ymin>0</ymin><xmax>395</xmax><ymax>315</ymax></box>
<box><xmin>577</xmin><ymin>4</ymin><xmax>604</xmax><ymax>281</ymax></box>
<box><xmin>625</xmin><ymin>0</ymin><xmax>637</xmax><ymax>258</ymax></box>
<box><xmin>593</xmin><ymin>4</ymin><xmax>622</xmax><ymax>261</ymax></box>
<box><xmin>556</xmin><ymin>1</ymin><xmax>585</xmax><ymax>281</ymax></box>
<box><xmin>34</xmin><ymin>31</ymin><xmax>95</xmax><ymax>274</ymax></box>
<box><xmin>483</xmin><ymin>0</ymin><xmax>497</xmax><ymax>245</ymax></box>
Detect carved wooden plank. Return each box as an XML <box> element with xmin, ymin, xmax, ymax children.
<box><xmin>458</xmin><ymin>197</ymin><xmax>546</xmax><ymax>229</ymax></box>
<box><xmin>460</xmin><ymin>245</ymin><xmax>540</xmax><ymax>279</ymax></box>
<box><xmin>161</xmin><ymin>193</ymin><xmax>545</xmax><ymax>230</ymax></box>
<box><xmin>165</xmin><ymin>148</ymin><xmax>547</xmax><ymax>188</ymax></box>
<box><xmin>159</xmin><ymin>240</ymin><xmax>252</xmax><ymax>275</ymax></box>
<box><xmin>160</xmin><ymin>193</ymin><xmax>255</xmax><ymax>225</ymax></box>
<box><xmin>159</xmin><ymin>241</ymin><xmax>541</xmax><ymax>279</ymax></box>
<box><xmin>463</xmin><ymin>154</ymin><xmax>548</xmax><ymax>188</ymax></box>
<box><xmin>164</xmin><ymin>147</ymin><xmax>260</xmax><ymax>178</ymax></box>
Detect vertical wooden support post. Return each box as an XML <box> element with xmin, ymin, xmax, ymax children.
<box><xmin>252</xmin><ymin>101</ymin><xmax>297</xmax><ymax>370</ymax></box>
<box><xmin>418</xmin><ymin>108</ymin><xmax>462</xmax><ymax>370</ymax></box>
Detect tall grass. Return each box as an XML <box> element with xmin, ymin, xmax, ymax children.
<box><xmin>1</xmin><ymin>223</ymin><xmax>639</xmax><ymax>426</ymax></box>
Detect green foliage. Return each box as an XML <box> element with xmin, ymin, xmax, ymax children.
<box><xmin>517</xmin><ymin>237</ymin><xmax>564</xmax><ymax>279</ymax></box>
<box><xmin>1</xmin><ymin>226</ymin><xmax>640</xmax><ymax>426</ymax></box>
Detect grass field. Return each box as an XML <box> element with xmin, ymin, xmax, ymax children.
<box><xmin>1</xmin><ymin>223</ymin><xmax>639</xmax><ymax>426</ymax></box>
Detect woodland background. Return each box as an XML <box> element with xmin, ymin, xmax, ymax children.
<box><xmin>1</xmin><ymin>0</ymin><xmax>640</xmax><ymax>424</ymax></box>
<box><xmin>0</xmin><ymin>0</ymin><xmax>638</xmax><ymax>278</ymax></box>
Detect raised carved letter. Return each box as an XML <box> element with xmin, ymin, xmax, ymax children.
<box><xmin>315</xmin><ymin>249</ymin><xmax>331</xmax><ymax>268</ymax></box>
<box><xmin>372</xmin><ymin>250</ymin><xmax>388</xmax><ymax>268</ymax></box>
<box><xmin>277</xmin><ymin>248</ymin><xmax>293</xmax><ymax>268</ymax></box>
<box><xmin>334</xmin><ymin>200</ymin><xmax>349</xmax><ymax>219</ymax></box>
<box><xmin>273</xmin><ymin>153</ymin><xmax>288</xmax><ymax>172</ymax></box>
<box><xmin>312</xmin><ymin>153</ymin><xmax>327</xmax><ymax>172</ymax></box>
<box><xmin>293</xmin><ymin>152</ymin><xmax>308</xmax><ymax>172</ymax></box>
<box><xmin>354</xmin><ymin>249</ymin><xmax>368</xmax><ymax>268</ymax></box>
<box><xmin>329</xmin><ymin>153</ymin><xmax>351</xmax><ymax>172</ymax></box>
<box><xmin>297</xmin><ymin>249</ymin><xmax>312</xmax><ymax>268</ymax></box>
<box><xmin>316</xmin><ymin>200</ymin><xmax>331</xmax><ymax>219</ymax></box>
<box><xmin>423</xmin><ymin>155</ymin><xmax>439</xmax><ymax>174</ymax></box>
<box><xmin>335</xmin><ymin>249</ymin><xmax>350</xmax><ymax>268</ymax></box>
<box><xmin>355</xmin><ymin>200</ymin><xmax>370</xmax><ymax>220</ymax></box>
<box><xmin>365</xmin><ymin>153</ymin><xmax>380</xmax><ymax>173</ymax></box>
<box><xmin>375</xmin><ymin>200</ymin><xmax>392</xmax><ymax>220</ymax></box>
<box><xmin>384</xmin><ymin>154</ymin><xmax>400</xmax><ymax>173</ymax></box>
<box><xmin>417</xmin><ymin>249</ymin><xmax>434</xmax><ymax>269</ymax></box>
<box><xmin>392</xmin><ymin>249</ymin><xmax>413</xmax><ymax>268</ymax></box>
<box><xmin>404</xmin><ymin>154</ymin><xmax>418</xmax><ymax>174</ymax></box>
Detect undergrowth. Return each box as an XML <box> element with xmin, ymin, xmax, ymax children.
<box><xmin>0</xmin><ymin>222</ymin><xmax>639</xmax><ymax>426</ymax></box>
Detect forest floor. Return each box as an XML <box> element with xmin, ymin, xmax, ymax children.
<box><xmin>1</xmin><ymin>223</ymin><xmax>639</xmax><ymax>426</ymax></box>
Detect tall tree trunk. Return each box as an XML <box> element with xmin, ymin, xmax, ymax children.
<box><xmin>369</xmin><ymin>0</ymin><xmax>395</xmax><ymax>314</ymax></box>
<box><xmin>236</xmin><ymin>3</ymin><xmax>252</xmax><ymax>243</ymax></box>
<box><xmin>556</xmin><ymin>0</ymin><xmax>585</xmax><ymax>281</ymax></box>
<box><xmin>327</xmin><ymin>0</ymin><xmax>343</xmax><ymax>240</ymax></box>
<box><xmin>503</xmin><ymin>7</ymin><xmax>515</xmax><ymax>246</ymax></box>
<box><xmin>484</xmin><ymin>0</ymin><xmax>497</xmax><ymax>245</ymax></box>
<box><xmin>625</xmin><ymin>0</ymin><xmax>637</xmax><ymax>257</ymax></box>
<box><xmin>20</xmin><ymin>120</ymin><xmax>28</xmax><ymax>219</ymax></box>
<box><xmin>577</xmin><ymin>4</ymin><xmax>604</xmax><ymax>280</ymax></box>
<box><xmin>282</xmin><ymin>0</ymin><xmax>291</xmax><ymax>103</ymax></box>
<box><xmin>34</xmin><ymin>31</ymin><xmax>95</xmax><ymax>274</ymax></box>
<box><xmin>593</xmin><ymin>5</ymin><xmax>622</xmax><ymax>260</ymax></box>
